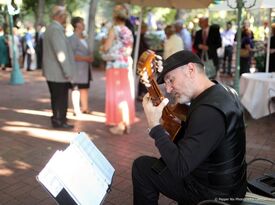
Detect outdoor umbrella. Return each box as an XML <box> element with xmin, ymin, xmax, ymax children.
<box><xmin>112</xmin><ymin>0</ymin><xmax>213</xmax><ymax>87</ymax></box>
<box><xmin>113</xmin><ymin>0</ymin><xmax>212</xmax><ymax>9</ymax></box>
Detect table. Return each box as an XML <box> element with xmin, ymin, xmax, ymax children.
<box><xmin>240</xmin><ymin>72</ymin><xmax>275</xmax><ymax>119</ymax></box>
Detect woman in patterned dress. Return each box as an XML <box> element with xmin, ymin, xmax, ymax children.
<box><xmin>101</xmin><ymin>4</ymin><xmax>135</xmax><ymax>135</ymax></box>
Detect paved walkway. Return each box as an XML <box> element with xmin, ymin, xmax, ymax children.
<box><xmin>0</xmin><ymin>68</ymin><xmax>274</xmax><ymax>205</ymax></box>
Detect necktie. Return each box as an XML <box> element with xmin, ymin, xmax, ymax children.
<box><xmin>203</xmin><ymin>29</ymin><xmax>207</xmax><ymax>44</ymax></box>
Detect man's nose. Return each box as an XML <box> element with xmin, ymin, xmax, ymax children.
<box><xmin>165</xmin><ymin>84</ymin><xmax>173</xmax><ymax>93</ymax></box>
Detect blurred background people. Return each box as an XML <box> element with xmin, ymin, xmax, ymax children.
<box><xmin>35</xmin><ymin>23</ymin><xmax>45</xmax><ymax>69</ymax></box>
<box><xmin>0</xmin><ymin>25</ymin><xmax>8</xmax><ymax>70</ymax></box>
<box><xmin>240</xmin><ymin>28</ymin><xmax>254</xmax><ymax>75</ymax></box>
<box><xmin>163</xmin><ymin>24</ymin><xmax>183</xmax><ymax>59</ymax></box>
<box><xmin>241</xmin><ymin>19</ymin><xmax>254</xmax><ymax>40</ymax></box>
<box><xmin>24</xmin><ymin>26</ymin><xmax>36</xmax><ymax>71</ymax></box>
<box><xmin>137</xmin><ymin>22</ymin><xmax>149</xmax><ymax>101</ymax></box>
<box><xmin>101</xmin><ymin>4</ymin><xmax>135</xmax><ymax>135</ymax></box>
<box><xmin>174</xmin><ymin>19</ymin><xmax>192</xmax><ymax>51</ymax></box>
<box><xmin>43</xmin><ymin>5</ymin><xmax>75</xmax><ymax>129</ymax></box>
<box><xmin>193</xmin><ymin>17</ymin><xmax>222</xmax><ymax>72</ymax></box>
<box><xmin>221</xmin><ymin>21</ymin><xmax>235</xmax><ymax>75</ymax></box>
<box><xmin>269</xmin><ymin>23</ymin><xmax>275</xmax><ymax>73</ymax></box>
<box><xmin>68</xmin><ymin>16</ymin><xmax>93</xmax><ymax>116</ymax></box>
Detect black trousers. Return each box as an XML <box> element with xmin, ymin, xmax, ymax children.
<box><xmin>240</xmin><ymin>58</ymin><xmax>251</xmax><ymax>75</ymax></box>
<box><xmin>47</xmin><ymin>81</ymin><xmax>70</xmax><ymax>124</ymax></box>
<box><xmin>132</xmin><ymin>156</ymin><xmax>244</xmax><ymax>205</ymax></box>
<box><xmin>26</xmin><ymin>53</ymin><xmax>32</xmax><ymax>70</ymax></box>
<box><xmin>223</xmin><ymin>45</ymin><xmax>233</xmax><ymax>73</ymax></box>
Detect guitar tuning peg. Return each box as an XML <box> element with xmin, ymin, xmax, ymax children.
<box><xmin>140</xmin><ymin>72</ymin><xmax>151</xmax><ymax>88</ymax></box>
<box><xmin>157</xmin><ymin>60</ymin><xmax>163</xmax><ymax>67</ymax></box>
<box><xmin>156</xmin><ymin>60</ymin><xmax>163</xmax><ymax>73</ymax></box>
<box><xmin>155</xmin><ymin>55</ymin><xmax>162</xmax><ymax>60</ymax></box>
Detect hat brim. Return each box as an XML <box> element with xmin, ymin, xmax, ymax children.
<box><xmin>157</xmin><ymin>50</ymin><xmax>203</xmax><ymax>84</ymax></box>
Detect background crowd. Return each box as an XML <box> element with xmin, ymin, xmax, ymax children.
<box><xmin>0</xmin><ymin>2</ymin><xmax>274</xmax><ymax>132</ymax></box>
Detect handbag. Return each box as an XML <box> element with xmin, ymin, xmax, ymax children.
<box><xmin>100</xmin><ymin>46</ymin><xmax>117</xmax><ymax>61</ymax></box>
<box><xmin>201</xmin><ymin>51</ymin><xmax>216</xmax><ymax>79</ymax></box>
<box><xmin>240</xmin><ymin>48</ymin><xmax>250</xmax><ymax>57</ymax></box>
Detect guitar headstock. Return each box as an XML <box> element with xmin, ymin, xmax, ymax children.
<box><xmin>137</xmin><ymin>50</ymin><xmax>164</xmax><ymax>105</ymax></box>
<box><xmin>137</xmin><ymin>50</ymin><xmax>157</xmax><ymax>82</ymax></box>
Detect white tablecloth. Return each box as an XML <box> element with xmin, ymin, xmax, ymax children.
<box><xmin>240</xmin><ymin>72</ymin><xmax>275</xmax><ymax>119</ymax></box>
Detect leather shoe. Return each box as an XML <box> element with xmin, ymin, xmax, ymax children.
<box><xmin>82</xmin><ymin>110</ymin><xmax>92</xmax><ymax>114</ymax></box>
<box><xmin>52</xmin><ymin>122</ymin><xmax>74</xmax><ymax>129</ymax></box>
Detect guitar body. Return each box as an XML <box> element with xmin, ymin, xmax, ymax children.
<box><xmin>137</xmin><ymin>50</ymin><xmax>188</xmax><ymax>142</ymax></box>
<box><xmin>161</xmin><ymin>107</ymin><xmax>182</xmax><ymax>141</ymax></box>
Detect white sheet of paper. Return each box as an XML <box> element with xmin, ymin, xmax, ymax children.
<box><xmin>71</xmin><ymin>132</ymin><xmax>115</xmax><ymax>185</ymax></box>
<box><xmin>37</xmin><ymin>132</ymin><xmax>115</xmax><ymax>205</ymax></box>
<box><xmin>37</xmin><ymin>151</ymin><xmax>64</xmax><ymax>197</ymax></box>
<box><xmin>55</xmin><ymin>145</ymin><xmax>108</xmax><ymax>205</ymax></box>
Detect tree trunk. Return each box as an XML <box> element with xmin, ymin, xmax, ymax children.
<box><xmin>57</xmin><ymin>0</ymin><xmax>66</xmax><ymax>6</ymax></box>
<box><xmin>87</xmin><ymin>0</ymin><xmax>99</xmax><ymax>53</ymax></box>
<box><xmin>36</xmin><ymin>0</ymin><xmax>45</xmax><ymax>27</ymax></box>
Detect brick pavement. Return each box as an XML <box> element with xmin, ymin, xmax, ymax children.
<box><xmin>0</xmin><ymin>68</ymin><xmax>274</xmax><ymax>205</ymax></box>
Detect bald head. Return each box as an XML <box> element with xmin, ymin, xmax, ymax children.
<box><xmin>174</xmin><ymin>20</ymin><xmax>183</xmax><ymax>32</ymax></box>
<box><xmin>51</xmin><ymin>5</ymin><xmax>66</xmax><ymax>18</ymax></box>
<box><xmin>51</xmin><ymin>5</ymin><xmax>67</xmax><ymax>25</ymax></box>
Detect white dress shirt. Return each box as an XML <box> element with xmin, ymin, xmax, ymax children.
<box><xmin>163</xmin><ymin>34</ymin><xmax>184</xmax><ymax>59</ymax></box>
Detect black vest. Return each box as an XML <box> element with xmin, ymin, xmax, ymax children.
<box><xmin>187</xmin><ymin>82</ymin><xmax>246</xmax><ymax>194</ymax></box>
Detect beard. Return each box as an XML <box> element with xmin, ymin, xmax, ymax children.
<box><xmin>171</xmin><ymin>92</ymin><xmax>190</xmax><ymax>104</ymax></box>
<box><xmin>176</xmin><ymin>95</ymin><xmax>190</xmax><ymax>104</ymax></box>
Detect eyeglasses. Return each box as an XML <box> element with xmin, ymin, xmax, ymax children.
<box><xmin>163</xmin><ymin>66</ymin><xmax>187</xmax><ymax>89</ymax></box>
<box><xmin>164</xmin><ymin>76</ymin><xmax>175</xmax><ymax>88</ymax></box>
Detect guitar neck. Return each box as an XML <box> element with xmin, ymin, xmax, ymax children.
<box><xmin>147</xmin><ymin>77</ymin><xmax>164</xmax><ymax>106</ymax></box>
<box><xmin>147</xmin><ymin>77</ymin><xmax>181</xmax><ymax>141</ymax></box>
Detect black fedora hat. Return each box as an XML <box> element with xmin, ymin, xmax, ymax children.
<box><xmin>157</xmin><ymin>50</ymin><xmax>203</xmax><ymax>84</ymax></box>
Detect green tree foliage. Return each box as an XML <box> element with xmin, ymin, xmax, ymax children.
<box><xmin>98</xmin><ymin>0</ymin><xmax>115</xmax><ymax>23</ymax></box>
<box><xmin>21</xmin><ymin>0</ymin><xmax>89</xmax><ymax>25</ymax></box>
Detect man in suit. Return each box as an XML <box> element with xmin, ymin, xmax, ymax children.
<box><xmin>193</xmin><ymin>17</ymin><xmax>222</xmax><ymax>72</ymax></box>
<box><xmin>42</xmin><ymin>5</ymin><xmax>75</xmax><ymax>129</ymax></box>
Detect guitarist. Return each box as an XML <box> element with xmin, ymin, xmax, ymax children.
<box><xmin>132</xmin><ymin>50</ymin><xmax>246</xmax><ymax>205</ymax></box>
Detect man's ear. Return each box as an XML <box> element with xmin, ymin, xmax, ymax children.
<box><xmin>186</xmin><ymin>63</ymin><xmax>196</xmax><ymax>77</ymax></box>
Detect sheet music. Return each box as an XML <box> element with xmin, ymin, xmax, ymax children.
<box><xmin>37</xmin><ymin>151</ymin><xmax>63</xmax><ymax>197</ymax></box>
<box><xmin>71</xmin><ymin>132</ymin><xmax>115</xmax><ymax>185</ymax></box>
<box><xmin>56</xmin><ymin>145</ymin><xmax>108</xmax><ymax>205</ymax></box>
<box><xmin>37</xmin><ymin>132</ymin><xmax>115</xmax><ymax>205</ymax></box>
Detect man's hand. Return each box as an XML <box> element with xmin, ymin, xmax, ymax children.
<box><xmin>142</xmin><ymin>93</ymin><xmax>169</xmax><ymax>129</ymax></box>
<box><xmin>199</xmin><ymin>44</ymin><xmax>209</xmax><ymax>51</ymax></box>
<box><xmin>86</xmin><ymin>56</ymin><xmax>93</xmax><ymax>63</ymax></box>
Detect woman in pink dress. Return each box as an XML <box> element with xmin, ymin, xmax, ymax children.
<box><xmin>101</xmin><ymin>4</ymin><xmax>135</xmax><ymax>135</ymax></box>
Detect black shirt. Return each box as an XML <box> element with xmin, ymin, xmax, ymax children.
<box><xmin>150</xmin><ymin>105</ymin><xmax>225</xmax><ymax>178</ymax></box>
<box><xmin>149</xmin><ymin>82</ymin><xmax>246</xmax><ymax>197</ymax></box>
